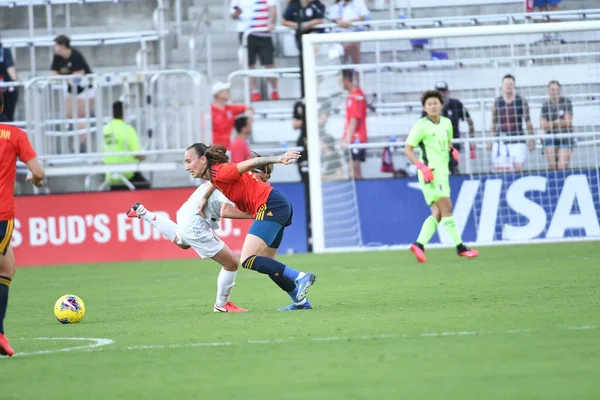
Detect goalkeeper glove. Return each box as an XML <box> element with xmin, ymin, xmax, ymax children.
<box><xmin>415</xmin><ymin>162</ymin><xmax>434</xmax><ymax>183</ymax></box>
<box><xmin>451</xmin><ymin>147</ymin><xmax>460</xmax><ymax>163</ymax></box>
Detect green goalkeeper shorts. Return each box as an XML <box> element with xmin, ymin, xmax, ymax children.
<box><xmin>418</xmin><ymin>171</ymin><xmax>450</xmax><ymax>206</ymax></box>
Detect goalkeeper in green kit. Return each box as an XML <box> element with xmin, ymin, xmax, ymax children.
<box><xmin>404</xmin><ymin>90</ymin><xmax>479</xmax><ymax>263</ymax></box>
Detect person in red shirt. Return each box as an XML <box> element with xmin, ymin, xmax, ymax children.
<box><xmin>0</xmin><ymin>95</ymin><xmax>45</xmax><ymax>356</ymax></box>
<box><xmin>211</xmin><ymin>81</ymin><xmax>250</xmax><ymax>150</ymax></box>
<box><xmin>191</xmin><ymin>143</ymin><xmax>316</xmax><ymax>311</ymax></box>
<box><xmin>230</xmin><ymin>115</ymin><xmax>252</xmax><ymax>163</ymax></box>
<box><xmin>341</xmin><ymin>69</ymin><xmax>368</xmax><ymax>180</ymax></box>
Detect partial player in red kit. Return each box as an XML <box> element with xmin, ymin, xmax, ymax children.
<box><xmin>340</xmin><ymin>69</ymin><xmax>368</xmax><ymax>180</ymax></box>
<box><xmin>194</xmin><ymin>143</ymin><xmax>316</xmax><ymax>311</ymax></box>
<box><xmin>0</xmin><ymin>95</ymin><xmax>46</xmax><ymax>357</ymax></box>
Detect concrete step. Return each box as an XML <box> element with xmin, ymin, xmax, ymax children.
<box><xmin>0</xmin><ymin>1</ymin><xmax>156</xmax><ymax>31</ymax></box>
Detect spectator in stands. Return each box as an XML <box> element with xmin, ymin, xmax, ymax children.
<box><xmin>421</xmin><ymin>81</ymin><xmax>475</xmax><ymax>175</ymax></box>
<box><xmin>488</xmin><ymin>74</ymin><xmax>535</xmax><ymax>172</ymax></box>
<box><xmin>0</xmin><ymin>41</ymin><xmax>19</xmax><ymax>122</ymax></box>
<box><xmin>329</xmin><ymin>0</ymin><xmax>370</xmax><ymax>66</ymax></box>
<box><xmin>103</xmin><ymin>101</ymin><xmax>149</xmax><ymax>191</ymax></box>
<box><xmin>230</xmin><ymin>115</ymin><xmax>253</xmax><ymax>163</ymax></box>
<box><xmin>532</xmin><ymin>0</ymin><xmax>562</xmax><ymax>12</ymax></box>
<box><xmin>541</xmin><ymin>80</ymin><xmax>573</xmax><ymax>170</ymax></box>
<box><xmin>211</xmin><ymin>81</ymin><xmax>251</xmax><ymax>150</ymax></box>
<box><xmin>282</xmin><ymin>0</ymin><xmax>326</xmax><ymax>50</ymax></box>
<box><xmin>50</xmin><ymin>35</ymin><xmax>94</xmax><ymax>152</ymax></box>
<box><xmin>231</xmin><ymin>0</ymin><xmax>279</xmax><ymax>101</ymax></box>
<box><xmin>341</xmin><ymin>69</ymin><xmax>367</xmax><ymax>179</ymax></box>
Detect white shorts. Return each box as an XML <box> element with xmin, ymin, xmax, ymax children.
<box><xmin>491</xmin><ymin>142</ymin><xmax>527</xmax><ymax>171</ymax></box>
<box><xmin>176</xmin><ymin>214</ymin><xmax>224</xmax><ymax>259</ymax></box>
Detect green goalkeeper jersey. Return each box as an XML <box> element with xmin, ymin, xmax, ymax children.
<box><xmin>405</xmin><ymin>116</ymin><xmax>453</xmax><ymax>175</ymax></box>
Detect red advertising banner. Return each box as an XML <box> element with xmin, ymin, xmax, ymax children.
<box><xmin>11</xmin><ymin>188</ymin><xmax>253</xmax><ymax>267</ymax></box>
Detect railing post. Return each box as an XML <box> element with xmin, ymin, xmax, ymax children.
<box><xmin>28</xmin><ymin>3</ymin><xmax>36</xmax><ymax>75</ymax></box>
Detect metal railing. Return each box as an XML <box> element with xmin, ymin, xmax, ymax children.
<box><xmin>231</xmin><ymin>8</ymin><xmax>600</xmax><ymax>105</ymax></box>
<box><xmin>2</xmin><ymin>69</ymin><xmax>208</xmax><ymax>161</ymax></box>
<box><xmin>0</xmin><ymin>0</ymin><xmax>169</xmax><ymax>73</ymax></box>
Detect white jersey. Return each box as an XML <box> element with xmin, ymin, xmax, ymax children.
<box><xmin>176</xmin><ymin>181</ymin><xmax>234</xmax><ymax>231</ymax></box>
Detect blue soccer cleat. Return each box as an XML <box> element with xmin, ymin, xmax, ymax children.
<box><xmin>278</xmin><ymin>300</ymin><xmax>312</xmax><ymax>311</ymax></box>
<box><xmin>294</xmin><ymin>273</ymin><xmax>316</xmax><ymax>303</ymax></box>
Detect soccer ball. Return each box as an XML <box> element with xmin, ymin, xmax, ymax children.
<box><xmin>54</xmin><ymin>295</ymin><xmax>86</xmax><ymax>324</ymax></box>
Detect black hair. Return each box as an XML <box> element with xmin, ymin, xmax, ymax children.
<box><xmin>502</xmin><ymin>74</ymin><xmax>516</xmax><ymax>83</ymax></box>
<box><xmin>548</xmin><ymin>80</ymin><xmax>561</xmax><ymax>87</ymax></box>
<box><xmin>342</xmin><ymin>69</ymin><xmax>355</xmax><ymax>82</ymax></box>
<box><xmin>234</xmin><ymin>115</ymin><xmax>248</xmax><ymax>134</ymax></box>
<box><xmin>54</xmin><ymin>34</ymin><xmax>71</xmax><ymax>48</ymax></box>
<box><xmin>112</xmin><ymin>101</ymin><xmax>124</xmax><ymax>119</ymax></box>
<box><xmin>421</xmin><ymin>90</ymin><xmax>444</xmax><ymax>106</ymax></box>
<box><xmin>0</xmin><ymin>92</ymin><xmax>4</xmax><ymax>109</ymax></box>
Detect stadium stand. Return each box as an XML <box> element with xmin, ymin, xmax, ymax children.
<box><xmin>2</xmin><ymin>0</ymin><xmax>599</xmax><ymax>192</ymax></box>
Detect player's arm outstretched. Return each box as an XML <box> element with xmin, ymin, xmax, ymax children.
<box><xmin>235</xmin><ymin>151</ymin><xmax>301</xmax><ymax>174</ymax></box>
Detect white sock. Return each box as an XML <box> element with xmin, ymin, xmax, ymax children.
<box><xmin>216</xmin><ymin>269</ymin><xmax>237</xmax><ymax>307</ymax></box>
<box><xmin>140</xmin><ymin>210</ymin><xmax>178</xmax><ymax>242</ymax></box>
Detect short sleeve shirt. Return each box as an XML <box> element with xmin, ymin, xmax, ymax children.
<box><xmin>344</xmin><ymin>87</ymin><xmax>368</xmax><ymax>143</ymax></box>
<box><xmin>405</xmin><ymin>116</ymin><xmax>453</xmax><ymax>175</ymax></box>
<box><xmin>0</xmin><ymin>124</ymin><xmax>37</xmax><ymax>219</ymax></box>
<box><xmin>50</xmin><ymin>48</ymin><xmax>93</xmax><ymax>94</ymax></box>
<box><xmin>541</xmin><ymin>97</ymin><xmax>573</xmax><ymax>134</ymax></box>
<box><xmin>211</xmin><ymin>104</ymin><xmax>247</xmax><ymax>150</ymax></box>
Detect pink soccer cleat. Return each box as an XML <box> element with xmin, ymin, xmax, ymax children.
<box><xmin>0</xmin><ymin>333</ymin><xmax>15</xmax><ymax>357</ymax></box>
<box><xmin>410</xmin><ymin>243</ymin><xmax>427</xmax><ymax>263</ymax></box>
<box><xmin>458</xmin><ymin>247</ymin><xmax>479</xmax><ymax>258</ymax></box>
<box><xmin>214</xmin><ymin>302</ymin><xmax>248</xmax><ymax>313</ymax></box>
<box><xmin>126</xmin><ymin>202</ymin><xmax>147</xmax><ymax>219</ymax></box>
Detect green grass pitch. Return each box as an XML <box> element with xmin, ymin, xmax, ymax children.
<box><xmin>2</xmin><ymin>242</ymin><xmax>600</xmax><ymax>399</ymax></box>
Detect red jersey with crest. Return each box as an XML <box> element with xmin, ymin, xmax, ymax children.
<box><xmin>211</xmin><ymin>104</ymin><xmax>247</xmax><ymax>150</ymax></box>
<box><xmin>210</xmin><ymin>163</ymin><xmax>272</xmax><ymax>216</ymax></box>
<box><xmin>344</xmin><ymin>87</ymin><xmax>368</xmax><ymax>143</ymax></box>
<box><xmin>0</xmin><ymin>124</ymin><xmax>37</xmax><ymax>219</ymax></box>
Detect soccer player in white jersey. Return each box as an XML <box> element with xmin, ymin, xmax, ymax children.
<box><xmin>125</xmin><ymin>151</ymin><xmax>272</xmax><ymax>313</ymax></box>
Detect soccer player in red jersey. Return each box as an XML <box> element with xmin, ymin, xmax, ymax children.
<box><xmin>341</xmin><ymin>69</ymin><xmax>368</xmax><ymax>180</ymax></box>
<box><xmin>192</xmin><ymin>143</ymin><xmax>316</xmax><ymax>311</ymax></box>
<box><xmin>0</xmin><ymin>95</ymin><xmax>46</xmax><ymax>356</ymax></box>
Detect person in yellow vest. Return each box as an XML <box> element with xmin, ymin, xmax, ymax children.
<box><xmin>103</xmin><ymin>101</ymin><xmax>149</xmax><ymax>190</ymax></box>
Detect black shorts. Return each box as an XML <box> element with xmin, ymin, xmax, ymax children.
<box><xmin>0</xmin><ymin>219</ymin><xmax>15</xmax><ymax>256</ymax></box>
<box><xmin>351</xmin><ymin>149</ymin><xmax>366</xmax><ymax>162</ymax></box>
<box><xmin>256</xmin><ymin>189</ymin><xmax>293</xmax><ymax>227</ymax></box>
<box><xmin>240</xmin><ymin>33</ymin><xmax>275</xmax><ymax>66</ymax></box>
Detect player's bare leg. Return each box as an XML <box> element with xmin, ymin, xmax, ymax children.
<box><xmin>557</xmin><ymin>148</ymin><xmax>571</xmax><ymax>170</ymax></box>
<box><xmin>211</xmin><ymin>245</ymin><xmax>247</xmax><ymax>313</ymax></box>
<box><xmin>0</xmin><ymin>246</ymin><xmax>16</xmax><ymax>357</ymax></box>
<box><xmin>545</xmin><ymin>146</ymin><xmax>557</xmax><ymax>170</ymax></box>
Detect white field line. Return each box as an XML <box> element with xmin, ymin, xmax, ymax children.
<box><xmin>3</xmin><ymin>325</ymin><xmax>598</xmax><ymax>358</ymax></box>
<box><xmin>124</xmin><ymin>325</ymin><xmax>599</xmax><ymax>352</ymax></box>
<box><xmin>9</xmin><ymin>337</ymin><xmax>114</xmax><ymax>358</ymax></box>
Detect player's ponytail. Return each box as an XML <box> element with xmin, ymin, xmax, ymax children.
<box><xmin>202</xmin><ymin>145</ymin><xmax>229</xmax><ymax>180</ymax></box>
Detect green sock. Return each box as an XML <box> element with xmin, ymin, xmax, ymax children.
<box><xmin>416</xmin><ymin>216</ymin><xmax>439</xmax><ymax>246</ymax></box>
<box><xmin>442</xmin><ymin>216</ymin><xmax>463</xmax><ymax>246</ymax></box>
